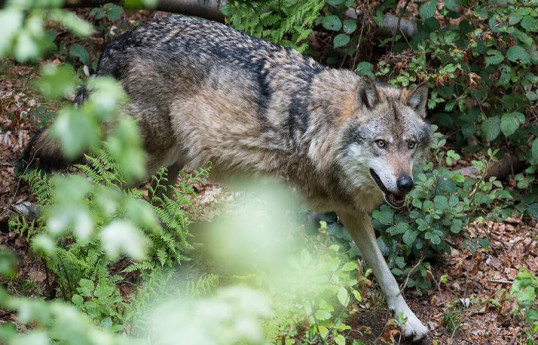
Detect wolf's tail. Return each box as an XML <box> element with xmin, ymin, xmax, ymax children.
<box><xmin>16</xmin><ymin>86</ymin><xmax>90</xmax><ymax>175</ymax></box>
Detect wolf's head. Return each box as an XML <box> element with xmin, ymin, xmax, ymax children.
<box><xmin>338</xmin><ymin>78</ymin><xmax>433</xmax><ymax>209</ymax></box>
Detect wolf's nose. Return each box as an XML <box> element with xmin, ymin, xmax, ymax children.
<box><xmin>397</xmin><ymin>176</ymin><xmax>414</xmax><ymax>193</ymax></box>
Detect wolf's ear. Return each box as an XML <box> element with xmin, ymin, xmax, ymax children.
<box><xmin>357</xmin><ymin>77</ymin><xmax>379</xmax><ymax>109</ymax></box>
<box><xmin>404</xmin><ymin>84</ymin><xmax>428</xmax><ymax>118</ymax></box>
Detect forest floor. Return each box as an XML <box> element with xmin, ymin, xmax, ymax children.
<box><xmin>1</xmin><ymin>8</ymin><xmax>536</xmax><ymax>345</ymax></box>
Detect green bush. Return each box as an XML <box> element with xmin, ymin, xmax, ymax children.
<box><xmin>224</xmin><ymin>0</ymin><xmax>537</xmax><ymax>291</ymax></box>
<box><xmin>511</xmin><ymin>268</ymin><xmax>538</xmax><ymax>344</ymax></box>
<box><xmin>373</xmin><ymin>129</ymin><xmax>512</xmax><ymax>291</ymax></box>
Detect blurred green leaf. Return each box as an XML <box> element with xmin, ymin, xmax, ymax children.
<box><xmin>355</xmin><ymin>62</ymin><xmax>375</xmax><ymax>79</ymax></box>
<box><xmin>337</xmin><ymin>287</ymin><xmax>349</xmax><ymax>306</ymax></box>
<box><xmin>10</xmin><ymin>331</ymin><xmax>49</xmax><ymax>345</ymax></box>
<box><xmin>485</xmin><ymin>49</ymin><xmax>504</xmax><ymax>66</ymax></box>
<box><xmin>500</xmin><ymin>112</ymin><xmax>524</xmax><ymax>137</ymax></box>
<box><xmin>0</xmin><ymin>8</ymin><xmax>23</xmax><ymax>58</ymax></box>
<box><xmin>100</xmin><ymin>220</ymin><xmax>148</xmax><ymax>261</ymax></box>
<box><xmin>103</xmin><ymin>3</ymin><xmax>123</xmax><ymax>21</ymax></box>
<box><xmin>419</xmin><ymin>0</ymin><xmax>438</xmax><ymax>20</ymax></box>
<box><xmin>321</xmin><ymin>15</ymin><xmax>342</xmax><ymax>31</ymax></box>
<box><xmin>402</xmin><ymin>229</ymin><xmax>418</xmax><ymax>246</ymax></box>
<box><xmin>343</xmin><ymin>19</ymin><xmax>357</xmax><ymax>34</ymax></box>
<box><xmin>49</xmin><ymin>9</ymin><xmax>94</xmax><ymax>37</ymax></box>
<box><xmin>35</xmin><ymin>64</ymin><xmax>78</xmax><ymax>99</ymax></box>
<box><xmin>481</xmin><ymin>116</ymin><xmax>500</xmax><ymax>142</ymax></box>
<box><xmin>444</xmin><ymin>0</ymin><xmax>460</xmax><ymax>12</ymax></box>
<box><xmin>69</xmin><ymin>44</ymin><xmax>90</xmax><ymax>65</ymax></box>
<box><xmin>51</xmin><ymin>106</ymin><xmax>100</xmax><ymax>159</ymax></box>
<box><xmin>314</xmin><ymin>309</ymin><xmax>331</xmax><ymax>321</ymax></box>
<box><xmin>333</xmin><ymin>33</ymin><xmax>350</xmax><ymax>48</ymax></box>
<box><xmin>506</xmin><ymin>45</ymin><xmax>530</xmax><ymax>64</ymax></box>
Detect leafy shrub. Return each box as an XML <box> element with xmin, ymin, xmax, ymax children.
<box><xmin>222</xmin><ymin>0</ymin><xmax>325</xmax><ymax>52</ymax></box>
<box><xmin>224</xmin><ymin>0</ymin><xmax>536</xmax><ymax>293</ymax></box>
<box><xmin>9</xmin><ymin>147</ymin><xmax>205</xmax><ymax>326</ymax></box>
<box><xmin>511</xmin><ymin>268</ymin><xmax>538</xmax><ymax>344</ymax></box>
<box><xmin>373</xmin><ymin>128</ymin><xmax>512</xmax><ymax>291</ymax></box>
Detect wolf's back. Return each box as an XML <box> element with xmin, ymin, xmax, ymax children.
<box><xmin>19</xmin><ymin>15</ymin><xmax>324</xmax><ymax>174</ymax></box>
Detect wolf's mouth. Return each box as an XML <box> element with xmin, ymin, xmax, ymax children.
<box><xmin>369</xmin><ymin>169</ymin><xmax>406</xmax><ymax>208</ymax></box>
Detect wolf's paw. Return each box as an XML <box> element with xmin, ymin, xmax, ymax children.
<box><xmin>390</xmin><ymin>307</ymin><xmax>431</xmax><ymax>344</ymax></box>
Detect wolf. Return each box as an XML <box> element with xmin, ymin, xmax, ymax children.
<box><xmin>22</xmin><ymin>15</ymin><xmax>433</xmax><ymax>343</ymax></box>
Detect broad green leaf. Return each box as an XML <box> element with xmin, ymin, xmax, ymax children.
<box><xmin>86</xmin><ymin>77</ymin><xmax>128</xmax><ymax>118</ymax></box>
<box><xmin>402</xmin><ymin>229</ymin><xmax>418</xmax><ymax>246</ymax></box>
<box><xmin>433</xmin><ymin>195</ymin><xmax>449</xmax><ymax>210</ymax></box>
<box><xmin>71</xmin><ymin>294</ymin><xmax>83</xmax><ymax>306</ymax></box>
<box><xmin>355</xmin><ymin>61</ymin><xmax>375</xmax><ymax>79</ymax></box>
<box><xmin>333</xmin><ymin>33</ymin><xmax>350</xmax><ymax>48</ymax></box>
<box><xmin>514</xmin><ymin>30</ymin><xmax>533</xmax><ymax>45</ymax></box>
<box><xmin>520</xmin><ymin>16</ymin><xmax>537</xmax><ymax>32</ymax></box>
<box><xmin>496</xmin><ymin>65</ymin><xmax>511</xmax><ymax>86</ymax></box>
<box><xmin>0</xmin><ymin>8</ymin><xmax>23</xmax><ymax>57</ymax></box>
<box><xmin>49</xmin><ymin>9</ymin><xmax>94</xmax><ymax>37</ymax></box>
<box><xmin>35</xmin><ymin>64</ymin><xmax>78</xmax><ymax>99</ymax></box>
<box><xmin>69</xmin><ymin>44</ymin><xmax>90</xmax><ymax>65</ymax></box>
<box><xmin>444</xmin><ymin>0</ymin><xmax>460</xmax><ymax>11</ymax></box>
<box><xmin>343</xmin><ymin>19</ymin><xmax>357</xmax><ymax>34</ymax></box>
<box><xmin>485</xmin><ymin>49</ymin><xmax>504</xmax><ymax>66</ymax></box>
<box><xmin>341</xmin><ymin>261</ymin><xmax>357</xmax><ymax>271</ymax></box>
<box><xmin>142</xmin><ymin>0</ymin><xmax>158</xmax><ymax>7</ymax></box>
<box><xmin>13</xmin><ymin>30</ymin><xmax>39</xmax><ymax>62</ymax></box>
<box><xmin>392</xmin><ymin>222</ymin><xmax>409</xmax><ymax>235</ymax></box>
<box><xmin>52</xmin><ymin>107</ymin><xmax>100</xmax><ymax>159</ymax></box>
<box><xmin>509</xmin><ymin>15</ymin><xmax>522</xmax><ymax>25</ymax></box>
<box><xmin>450</xmin><ymin>221</ymin><xmax>462</xmax><ymax>234</ymax></box>
<box><xmin>352</xmin><ymin>290</ymin><xmax>362</xmax><ymax>302</ymax></box>
<box><xmin>104</xmin><ymin>3</ymin><xmax>123</xmax><ymax>21</ymax></box>
<box><xmin>528</xmin><ymin>203</ymin><xmax>538</xmax><ymax>219</ymax></box>
<box><xmin>10</xmin><ymin>331</ymin><xmax>49</xmax><ymax>345</ymax></box>
<box><xmin>481</xmin><ymin>116</ymin><xmax>500</xmax><ymax>142</ymax></box>
<box><xmin>107</xmin><ymin>119</ymin><xmax>147</xmax><ymax>183</ymax></box>
<box><xmin>337</xmin><ymin>287</ymin><xmax>349</xmax><ymax>306</ymax></box>
<box><xmin>100</xmin><ymin>220</ymin><xmax>148</xmax><ymax>261</ymax></box>
<box><xmin>125</xmin><ymin>198</ymin><xmax>159</xmax><ymax>231</ymax></box>
<box><xmin>314</xmin><ymin>309</ymin><xmax>331</xmax><ymax>321</ymax></box>
<box><xmin>532</xmin><ymin>138</ymin><xmax>538</xmax><ymax>161</ymax></box>
<box><xmin>419</xmin><ymin>0</ymin><xmax>438</xmax><ymax>20</ymax></box>
<box><xmin>506</xmin><ymin>45</ymin><xmax>530</xmax><ymax>64</ymax></box>
<box><xmin>335</xmin><ymin>334</ymin><xmax>345</xmax><ymax>345</ymax></box>
<box><xmin>373</xmin><ymin>207</ymin><xmax>394</xmax><ymax>225</ymax></box>
<box><xmin>321</xmin><ymin>15</ymin><xmax>342</xmax><ymax>31</ymax></box>
<box><xmin>318</xmin><ymin>325</ymin><xmax>329</xmax><ymax>339</ymax></box>
<box><xmin>500</xmin><ymin>112</ymin><xmax>524</xmax><ymax>137</ymax></box>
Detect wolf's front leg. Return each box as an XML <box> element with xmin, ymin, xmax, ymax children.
<box><xmin>338</xmin><ymin>211</ymin><xmax>431</xmax><ymax>344</ymax></box>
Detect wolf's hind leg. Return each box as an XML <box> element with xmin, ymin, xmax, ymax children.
<box><xmin>338</xmin><ymin>211</ymin><xmax>431</xmax><ymax>344</ymax></box>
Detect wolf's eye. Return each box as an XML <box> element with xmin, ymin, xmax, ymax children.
<box><xmin>408</xmin><ymin>141</ymin><xmax>416</xmax><ymax>149</ymax></box>
<box><xmin>375</xmin><ymin>140</ymin><xmax>386</xmax><ymax>148</ymax></box>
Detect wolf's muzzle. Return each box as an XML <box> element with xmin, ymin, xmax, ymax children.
<box><xmin>369</xmin><ymin>169</ymin><xmax>409</xmax><ymax>209</ymax></box>
<box><xmin>397</xmin><ymin>175</ymin><xmax>414</xmax><ymax>193</ymax></box>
